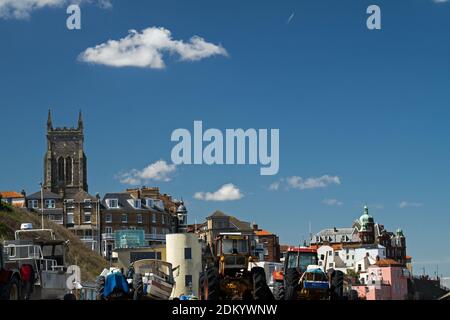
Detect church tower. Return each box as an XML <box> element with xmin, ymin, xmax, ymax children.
<box><xmin>43</xmin><ymin>110</ymin><xmax>88</xmax><ymax>197</ymax></box>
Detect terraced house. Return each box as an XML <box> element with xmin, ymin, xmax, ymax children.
<box><xmin>100</xmin><ymin>187</ymin><xmax>188</xmax><ymax>259</ymax></box>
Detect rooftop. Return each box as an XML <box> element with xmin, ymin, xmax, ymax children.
<box><xmin>0</xmin><ymin>191</ymin><xmax>24</xmax><ymax>198</ymax></box>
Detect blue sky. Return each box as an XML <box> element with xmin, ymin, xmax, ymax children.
<box><xmin>1</xmin><ymin>0</ymin><xmax>449</xmax><ymax>276</ymax></box>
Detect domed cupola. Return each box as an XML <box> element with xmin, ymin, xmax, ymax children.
<box><xmin>176</xmin><ymin>200</ymin><xmax>188</xmax><ymax>233</ymax></box>
<box><xmin>359</xmin><ymin>205</ymin><xmax>374</xmax><ymax>230</ymax></box>
<box><xmin>177</xmin><ymin>203</ymin><xmax>187</xmax><ymax>214</ymax></box>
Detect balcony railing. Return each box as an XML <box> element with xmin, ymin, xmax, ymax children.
<box><xmin>101</xmin><ymin>233</ymin><xmax>166</xmax><ymax>241</ymax></box>
<box><xmin>145</xmin><ymin>234</ymin><xmax>166</xmax><ymax>241</ymax></box>
<box><xmin>102</xmin><ymin>233</ymin><xmax>114</xmax><ymax>240</ymax></box>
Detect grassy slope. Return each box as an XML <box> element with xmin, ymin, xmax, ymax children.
<box><xmin>0</xmin><ymin>204</ymin><xmax>108</xmax><ymax>281</ymax></box>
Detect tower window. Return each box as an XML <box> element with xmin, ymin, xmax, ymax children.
<box><xmin>58</xmin><ymin>157</ymin><xmax>65</xmax><ymax>183</ymax></box>
<box><xmin>185</xmin><ymin>275</ymin><xmax>193</xmax><ymax>288</ymax></box>
<box><xmin>65</xmin><ymin>157</ymin><xmax>72</xmax><ymax>184</ymax></box>
<box><xmin>184</xmin><ymin>248</ymin><xmax>192</xmax><ymax>260</ymax></box>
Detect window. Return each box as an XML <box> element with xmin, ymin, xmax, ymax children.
<box><xmin>28</xmin><ymin>200</ymin><xmax>38</xmax><ymax>209</ymax></box>
<box><xmin>84</xmin><ymin>212</ymin><xmax>91</xmax><ymax>223</ymax></box>
<box><xmin>151</xmin><ymin>226</ymin><xmax>157</xmax><ymax>235</ymax></box>
<box><xmin>137</xmin><ymin>214</ymin><xmax>143</xmax><ymax>224</ymax></box>
<box><xmin>146</xmin><ymin>199</ymin><xmax>154</xmax><ymax>208</ymax></box>
<box><xmin>121</xmin><ymin>214</ymin><xmax>128</xmax><ymax>223</ymax></box>
<box><xmin>67</xmin><ymin>212</ymin><xmax>74</xmax><ymax>224</ymax></box>
<box><xmin>84</xmin><ymin>199</ymin><xmax>92</xmax><ymax>208</ymax></box>
<box><xmin>184</xmin><ymin>274</ymin><xmax>192</xmax><ymax>288</ymax></box>
<box><xmin>105</xmin><ymin>214</ymin><xmax>112</xmax><ymax>223</ymax></box>
<box><xmin>184</xmin><ymin>248</ymin><xmax>192</xmax><ymax>260</ymax></box>
<box><xmin>108</xmin><ymin>199</ymin><xmax>119</xmax><ymax>208</ymax></box>
<box><xmin>66</xmin><ymin>157</ymin><xmax>73</xmax><ymax>184</ymax></box>
<box><xmin>84</xmin><ymin>229</ymin><xmax>92</xmax><ymax>239</ymax></box>
<box><xmin>134</xmin><ymin>199</ymin><xmax>141</xmax><ymax>209</ymax></box>
<box><xmin>358</xmin><ymin>264</ymin><xmax>362</xmax><ymax>272</ymax></box>
<box><xmin>335</xmin><ymin>252</ymin><xmax>339</xmax><ymax>257</ymax></box>
<box><xmin>185</xmin><ymin>275</ymin><xmax>193</xmax><ymax>288</ymax></box>
<box><xmin>152</xmin><ymin>213</ymin><xmax>157</xmax><ymax>223</ymax></box>
<box><xmin>346</xmin><ymin>255</ymin><xmax>350</xmax><ymax>260</ymax></box>
<box><xmin>328</xmin><ymin>251</ymin><xmax>332</xmax><ymax>256</ymax></box>
<box><xmin>66</xmin><ymin>199</ymin><xmax>75</xmax><ymax>208</ymax></box>
<box><xmin>105</xmin><ymin>227</ymin><xmax>112</xmax><ymax>234</ymax></box>
<box><xmin>45</xmin><ymin>199</ymin><xmax>55</xmax><ymax>209</ymax></box>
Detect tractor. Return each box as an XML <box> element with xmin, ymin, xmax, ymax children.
<box><xmin>95</xmin><ymin>268</ymin><xmax>131</xmax><ymax>300</ymax></box>
<box><xmin>199</xmin><ymin>233</ymin><xmax>274</xmax><ymax>301</ymax></box>
<box><xmin>0</xmin><ymin>244</ymin><xmax>22</xmax><ymax>300</ymax></box>
<box><xmin>96</xmin><ymin>260</ymin><xmax>175</xmax><ymax>300</ymax></box>
<box><xmin>273</xmin><ymin>247</ymin><xmax>344</xmax><ymax>300</ymax></box>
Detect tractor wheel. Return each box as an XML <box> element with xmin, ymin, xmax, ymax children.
<box><xmin>133</xmin><ymin>273</ymin><xmax>144</xmax><ymax>300</ymax></box>
<box><xmin>330</xmin><ymin>270</ymin><xmax>344</xmax><ymax>300</ymax></box>
<box><xmin>252</xmin><ymin>267</ymin><xmax>274</xmax><ymax>301</ymax></box>
<box><xmin>204</xmin><ymin>268</ymin><xmax>220</xmax><ymax>300</ymax></box>
<box><xmin>198</xmin><ymin>272</ymin><xmax>205</xmax><ymax>300</ymax></box>
<box><xmin>273</xmin><ymin>282</ymin><xmax>285</xmax><ymax>300</ymax></box>
<box><xmin>0</xmin><ymin>276</ymin><xmax>21</xmax><ymax>300</ymax></box>
<box><xmin>284</xmin><ymin>268</ymin><xmax>299</xmax><ymax>300</ymax></box>
<box><xmin>95</xmin><ymin>276</ymin><xmax>106</xmax><ymax>300</ymax></box>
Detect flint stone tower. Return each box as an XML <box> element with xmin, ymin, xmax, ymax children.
<box><xmin>43</xmin><ymin>110</ymin><xmax>88</xmax><ymax>197</ymax></box>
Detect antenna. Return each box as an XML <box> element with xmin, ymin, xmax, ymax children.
<box><xmin>308</xmin><ymin>221</ymin><xmax>312</xmax><ymax>246</ymax></box>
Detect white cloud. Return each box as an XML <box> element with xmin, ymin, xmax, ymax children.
<box><xmin>323</xmin><ymin>198</ymin><xmax>343</xmax><ymax>206</ymax></box>
<box><xmin>194</xmin><ymin>183</ymin><xmax>243</xmax><ymax>202</ymax></box>
<box><xmin>79</xmin><ymin>27</ymin><xmax>228</xmax><ymax>69</ymax></box>
<box><xmin>399</xmin><ymin>201</ymin><xmax>423</xmax><ymax>209</ymax></box>
<box><xmin>117</xmin><ymin>160</ymin><xmax>176</xmax><ymax>185</ymax></box>
<box><xmin>269</xmin><ymin>181</ymin><xmax>281</xmax><ymax>191</ymax></box>
<box><xmin>0</xmin><ymin>0</ymin><xmax>111</xmax><ymax>19</ymax></box>
<box><xmin>269</xmin><ymin>175</ymin><xmax>340</xmax><ymax>191</ymax></box>
<box><xmin>287</xmin><ymin>175</ymin><xmax>341</xmax><ymax>190</ymax></box>
<box><xmin>434</xmin><ymin>0</ymin><xmax>449</xmax><ymax>3</ymax></box>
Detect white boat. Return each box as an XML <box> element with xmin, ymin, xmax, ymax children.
<box><xmin>130</xmin><ymin>259</ymin><xmax>175</xmax><ymax>300</ymax></box>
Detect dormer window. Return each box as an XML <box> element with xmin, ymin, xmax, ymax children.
<box><xmin>108</xmin><ymin>199</ymin><xmax>119</xmax><ymax>209</ymax></box>
<box><xmin>146</xmin><ymin>199</ymin><xmax>154</xmax><ymax>208</ymax></box>
<box><xmin>28</xmin><ymin>200</ymin><xmax>39</xmax><ymax>209</ymax></box>
<box><xmin>45</xmin><ymin>199</ymin><xmax>56</xmax><ymax>209</ymax></box>
<box><xmin>134</xmin><ymin>199</ymin><xmax>141</xmax><ymax>209</ymax></box>
<box><xmin>84</xmin><ymin>199</ymin><xmax>92</xmax><ymax>207</ymax></box>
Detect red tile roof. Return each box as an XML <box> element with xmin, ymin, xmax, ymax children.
<box><xmin>255</xmin><ymin>229</ymin><xmax>272</xmax><ymax>236</ymax></box>
<box><xmin>373</xmin><ymin>259</ymin><xmax>403</xmax><ymax>267</ymax></box>
<box><xmin>0</xmin><ymin>191</ymin><xmax>24</xmax><ymax>199</ymax></box>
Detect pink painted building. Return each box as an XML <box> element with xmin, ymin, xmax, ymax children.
<box><xmin>353</xmin><ymin>259</ymin><xmax>410</xmax><ymax>300</ymax></box>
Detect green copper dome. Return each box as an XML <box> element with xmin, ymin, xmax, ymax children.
<box><xmin>359</xmin><ymin>206</ymin><xmax>374</xmax><ymax>227</ymax></box>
